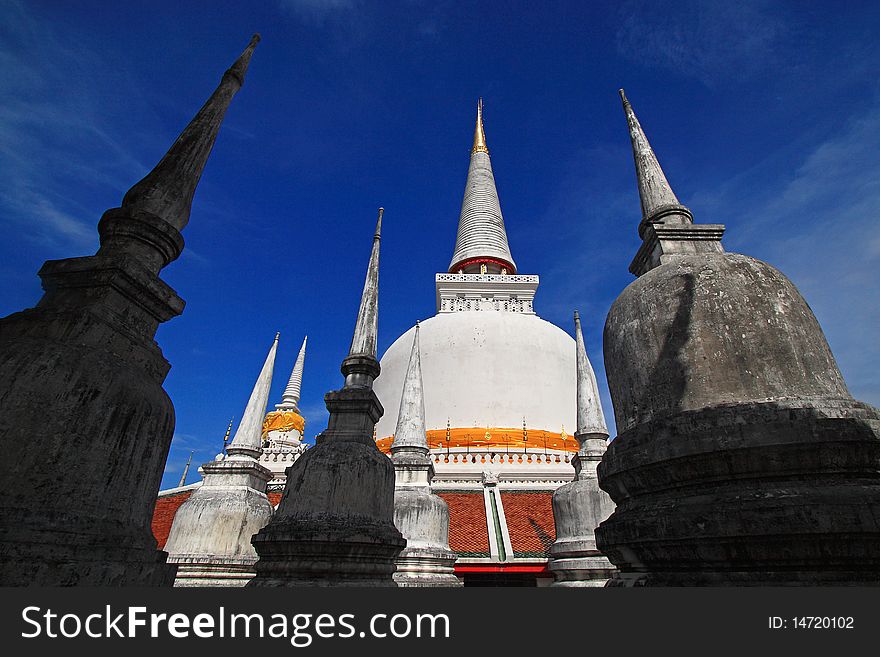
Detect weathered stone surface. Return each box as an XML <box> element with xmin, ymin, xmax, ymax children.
<box><xmin>249</xmin><ymin>210</ymin><xmax>405</xmax><ymax>586</ymax></box>
<box><xmin>598</xmin><ymin>399</ymin><xmax>880</xmax><ymax>585</ymax></box>
<box><xmin>0</xmin><ymin>35</ymin><xmax>259</xmax><ymax>586</ymax></box>
<box><xmin>619</xmin><ymin>89</ymin><xmax>685</xmax><ymax>233</ymax></box>
<box><xmin>164</xmin><ymin>334</ymin><xmax>279</xmax><ymax>586</ymax></box>
<box><xmin>549</xmin><ymin>439</ymin><xmax>616</xmax><ymax>586</ymax></box>
<box><xmin>598</xmin><ymin>253</ymin><xmax>880</xmax><ymax>586</ymax></box>
<box><xmin>388</xmin><ymin>325</ymin><xmax>461</xmax><ymax>586</ymax></box>
<box><xmin>0</xmin><ymin>290</ymin><xmax>179</xmax><ymax>585</ymax></box>
<box><xmin>606</xmin><ymin>254</ymin><xmax>850</xmax><ymax>434</ymax></box>
<box><xmin>600</xmin><ymin>90</ymin><xmax>880</xmax><ymax>586</ymax></box>
<box><xmin>392</xmin><ymin>487</ymin><xmax>461</xmax><ymax>587</ymax></box>
<box><xmin>391</xmin><ymin>449</ymin><xmax>461</xmax><ymax>587</ymax></box>
<box><xmin>549</xmin><ymin>312</ymin><xmax>616</xmax><ymax>585</ymax></box>
<box><xmin>165</xmin><ymin>459</ymin><xmax>274</xmax><ymax>587</ymax></box>
<box><xmin>250</xmin><ymin>429</ymin><xmax>404</xmax><ymax>586</ymax></box>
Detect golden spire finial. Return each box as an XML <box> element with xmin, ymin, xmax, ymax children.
<box><xmin>472</xmin><ymin>97</ymin><xmax>489</xmax><ymax>154</ymax></box>
<box><xmin>223</xmin><ymin>417</ymin><xmax>234</xmax><ymax>453</ymax></box>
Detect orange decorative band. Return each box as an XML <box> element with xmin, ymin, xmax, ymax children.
<box><xmin>261</xmin><ymin>410</ymin><xmax>305</xmax><ymax>437</ymax></box>
<box><xmin>376</xmin><ymin>427</ymin><xmax>578</xmax><ymax>454</ymax></box>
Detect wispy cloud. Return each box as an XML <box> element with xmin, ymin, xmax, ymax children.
<box><xmin>615</xmin><ymin>0</ymin><xmax>792</xmax><ymax>85</ymax></box>
<box><xmin>162</xmin><ymin>427</ymin><xmax>241</xmax><ymax>489</ymax></box>
<box><xmin>525</xmin><ymin>142</ymin><xmax>640</xmax><ymax>433</ymax></box>
<box><xmin>298</xmin><ymin>400</ymin><xmax>330</xmax><ymax>442</ymax></box>
<box><xmin>180</xmin><ymin>247</ymin><xmax>210</xmax><ymax>267</ymax></box>
<box><xmin>276</xmin><ymin>0</ymin><xmax>446</xmax><ymax>53</ymax></box>
<box><xmin>0</xmin><ymin>1</ymin><xmax>152</xmax><ymax>253</ymax></box>
<box><xmin>713</xmin><ymin>101</ymin><xmax>880</xmax><ymax>405</ymax></box>
<box><xmin>275</xmin><ymin>0</ymin><xmax>375</xmax><ymax>52</ymax></box>
<box><xmin>0</xmin><ymin>193</ymin><xmax>96</xmax><ymax>256</ymax></box>
<box><xmin>163</xmin><ymin>432</ymin><xmax>217</xmax><ymax>478</ymax></box>
<box><xmin>278</xmin><ymin>0</ymin><xmax>359</xmax><ymax>25</ymax></box>
<box><xmin>533</xmin><ymin>143</ymin><xmax>635</xmax><ymax>314</ymax></box>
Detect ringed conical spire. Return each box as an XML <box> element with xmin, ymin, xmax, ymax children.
<box><xmin>448</xmin><ymin>100</ymin><xmax>516</xmax><ymax>274</ymax></box>
<box><xmin>342</xmin><ymin>209</ymin><xmax>383</xmax><ymax>388</ymax></box>
<box><xmin>121</xmin><ymin>34</ymin><xmax>260</xmax><ymax>234</ymax></box>
<box><xmin>277</xmin><ymin>336</ymin><xmax>307</xmax><ymax>411</ymax></box>
<box><xmin>227</xmin><ymin>332</ymin><xmax>279</xmax><ymax>458</ymax></box>
<box><xmin>575</xmin><ymin>311</ymin><xmax>608</xmax><ymax>438</ymax></box>
<box><xmin>619</xmin><ymin>89</ymin><xmax>693</xmax><ymax>238</ymax></box>
<box><xmin>390</xmin><ymin>323</ymin><xmax>428</xmax><ymax>455</ymax></box>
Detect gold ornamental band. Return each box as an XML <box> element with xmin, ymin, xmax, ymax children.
<box><xmin>375</xmin><ymin>426</ymin><xmax>578</xmax><ymax>454</ymax></box>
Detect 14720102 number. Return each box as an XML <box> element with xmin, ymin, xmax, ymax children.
<box><xmin>791</xmin><ymin>617</ymin><xmax>854</xmax><ymax>629</ymax></box>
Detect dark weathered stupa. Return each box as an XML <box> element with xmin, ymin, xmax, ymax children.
<box><xmin>0</xmin><ymin>35</ymin><xmax>259</xmax><ymax>585</ymax></box>
<box><xmin>596</xmin><ymin>90</ymin><xmax>880</xmax><ymax>586</ymax></box>
<box><xmin>249</xmin><ymin>210</ymin><xmax>406</xmax><ymax>586</ymax></box>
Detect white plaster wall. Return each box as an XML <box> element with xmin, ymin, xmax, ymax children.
<box><xmin>374</xmin><ymin>312</ymin><xmax>576</xmax><ymax>439</ymax></box>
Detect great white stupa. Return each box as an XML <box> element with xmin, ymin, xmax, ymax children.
<box><xmin>369</xmin><ymin>101</ymin><xmax>606</xmax><ymax>584</ymax></box>
<box><xmin>374</xmin><ymin>100</ymin><xmax>582</xmax><ymax>482</ymax></box>
<box><xmin>153</xmin><ymin>100</ymin><xmax>609</xmax><ymax>586</ymax></box>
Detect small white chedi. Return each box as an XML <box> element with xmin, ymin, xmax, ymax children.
<box><xmin>164</xmin><ymin>334</ymin><xmax>279</xmax><ymax>586</ymax></box>
<box><xmin>390</xmin><ymin>322</ymin><xmax>462</xmax><ymax>587</ymax></box>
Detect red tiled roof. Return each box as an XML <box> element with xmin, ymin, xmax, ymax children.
<box><xmin>500</xmin><ymin>491</ymin><xmax>555</xmax><ymax>557</ymax></box>
<box><xmin>151</xmin><ymin>488</ymin><xmax>283</xmax><ymax>549</ymax></box>
<box><xmin>152</xmin><ymin>490</ymin><xmax>193</xmax><ymax>549</ymax></box>
<box><xmin>437</xmin><ymin>491</ymin><xmax>489</xmax><ymax>557</ymax></box>
<box><xmin>151</xmin><ymin>487</ymin><xmax>555</xmax><ymax>562</ymax></box>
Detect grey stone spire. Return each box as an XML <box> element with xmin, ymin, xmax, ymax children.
<box><xmin>0</xmin><ymin>35</ymin><xmax>257</xmax><ymax>586</ymax></box>
<box><xmin>177</xmin><ymin>450</ymin><xmax>194</xmax><ymax>488</ymax></box>
<box><xmin>600</xmin><ymin>95</ymin><xmax>880</xmax><ymax>586</ymax></box>
<box><xmin>574</xmin><ymin>311</ymin><xmax>608</xmax><ymax>437</ymax></box>
<box><xmin>120</xmin><ymin>34</ymin><xmax>260</xmax><ymax>237</ymax></box>
<box><xmin>390</xmin><ymin>324</ymin><xmax>461</xmax><ymax>587</ymax></box>
<box><xmin>227</xmin><ymin>333</ymin><xmax>279</xmax><ymax>459</ymax></box>
<box><xmin>619</xmin><ymin>89</ymin><xmax>725</xmax><ymax>277</ymax></box>
<box><xmin>277</xmin><ymin>335</ymin><xmax>307</xmax><ymax>411</ymax></box>
<box><xmin>390</xmin><ymin>323</ymin><xmax>429</xmax><ymax>455</ymax></box>
<box><xmin>343</xmin><ymin>208</ymin><xmax>383</xmax><ymax>388</ymax></box>
<box><xmin>547</xmin><ymin>310</ymin><xmax>616</xmax><ymax>586</ymax></box>
<box><xmin>448</xmin><ymin>100</ymin><xmax>517</xmax><ymax>274</ymax></box>
<box><xmin>250</xmin><ymin>211</ymin><xmax>405</xmax><ymax>587</ymax></box>
<box><xmin>619</xmin><ymin>88</ymin><xmax>692</xmax><ymax>237</ymax></box>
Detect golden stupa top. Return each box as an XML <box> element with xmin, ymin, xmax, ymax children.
<box><xmin>472</xmin><ymin>98</ymin><xmax>489</xmax><ymax>154</ymax></box>
<box><xmin>262</xmin><ymin>409</ymin><xmax>305</xmax><ymax>438</ymax></box>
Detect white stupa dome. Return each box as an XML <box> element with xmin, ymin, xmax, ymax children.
<box><xmin>374</xmin><ymin>311</ymin><xmax>576</xmax><ymax>440</ymax></box>
<box><xmin>372</xmin><ymin>101</ymin><xmax>590</xmax><ymax>462</ymax></box>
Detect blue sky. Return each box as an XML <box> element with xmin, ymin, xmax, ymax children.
<box><xmin>1</xmin><ymin>0</ymin><xmax>878</xmax><ymax>489</ymax></box>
